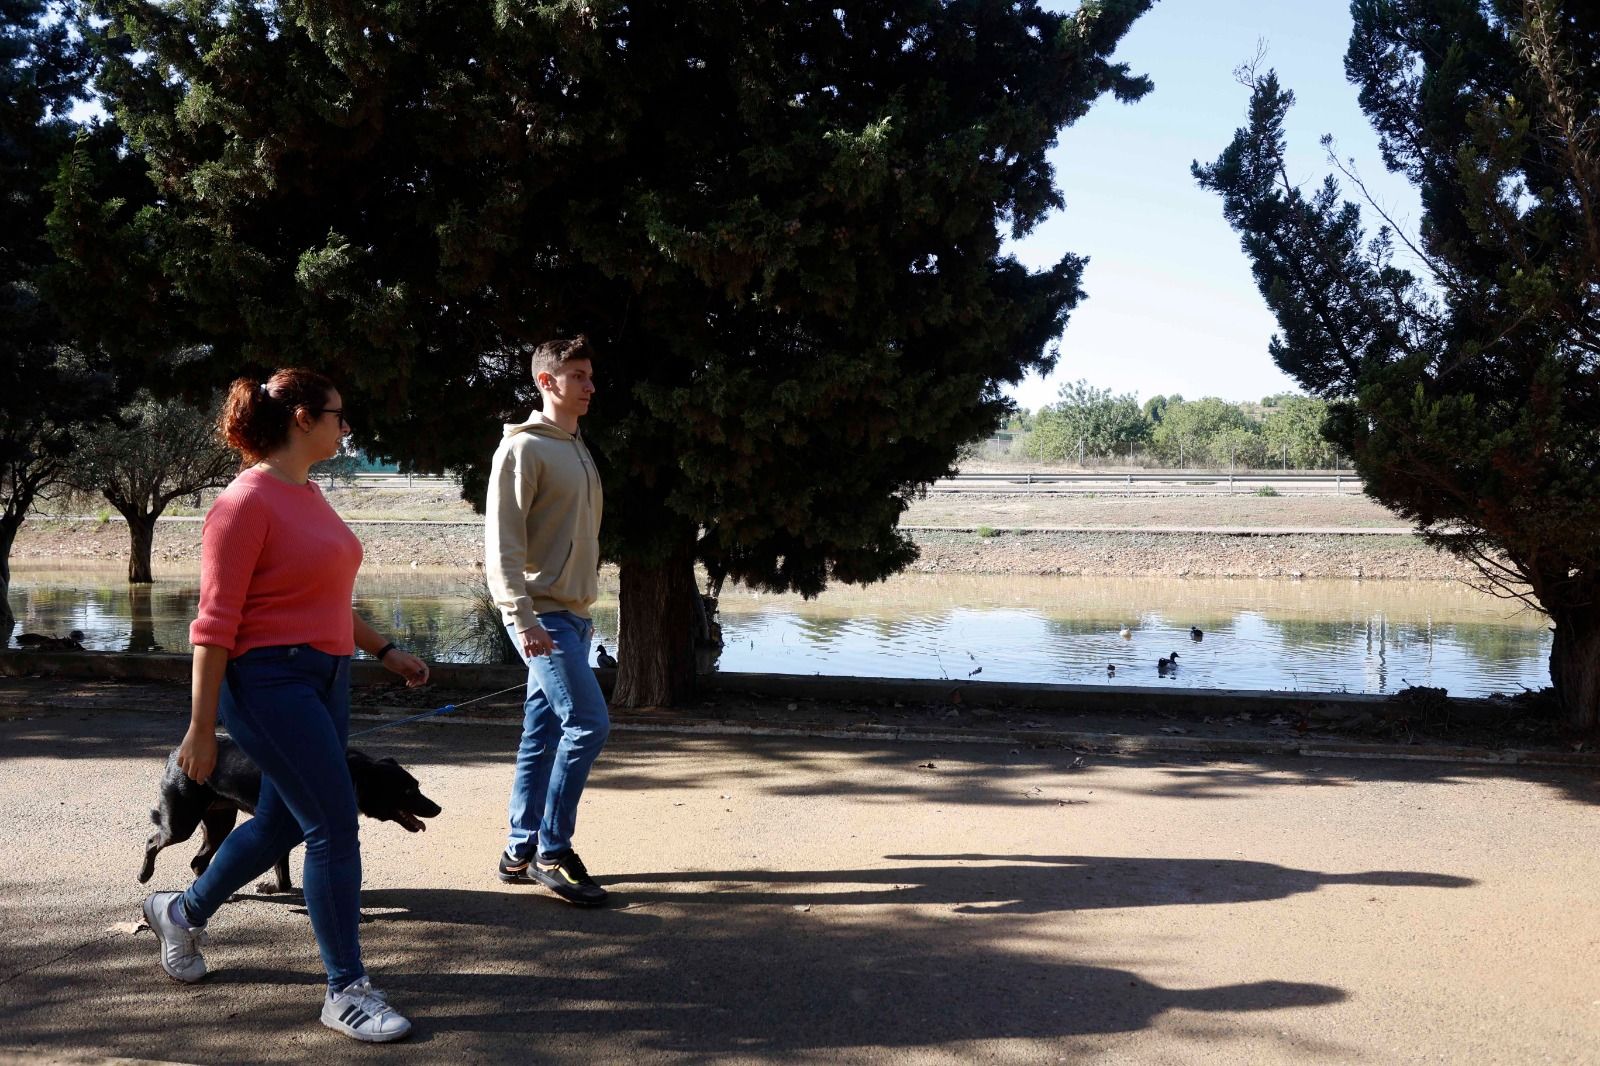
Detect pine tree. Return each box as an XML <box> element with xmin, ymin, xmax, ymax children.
<box><xmin>1195</xmin><ymin>0</ymin><xmax>1600</xmax><ymax>729</ymax></box>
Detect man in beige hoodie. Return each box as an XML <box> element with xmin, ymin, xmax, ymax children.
<box><xmin>485</xmin><ymin>336</ymin><xmax>609</xmax><ymax>905</ymax></box>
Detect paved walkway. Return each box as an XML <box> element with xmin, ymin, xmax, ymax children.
<box><xmin>1</xmin><ymin>700</ymin><xmax>1596</xmax><ymax>1064</ymax></box>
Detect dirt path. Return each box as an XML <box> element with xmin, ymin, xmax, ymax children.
<box><xmin>2</xmin><ymin>700</ymin><xmax>1595</xmax><ymax>1064</ymax></box>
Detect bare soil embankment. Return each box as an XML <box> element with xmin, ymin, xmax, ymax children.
<box><xmin>16</xmin><ymin>481</ymin><xmax>1478</xmax><ymax>579</ymax></box>
<box><xmin>11</xmin><ymin>515</ymin><xmax>1477</xmax><ymax>581</ymax></box>
<box><xmin>904</xmin><ymin>528</ymin><xmax>1477</xmax><ymax>580</ymax></box>
<box><xmin>903</xmin><ymin>490</ymin><xmax>1406</xmax><ymax>529</ymax></box>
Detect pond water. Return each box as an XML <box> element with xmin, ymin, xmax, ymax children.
<box><xmin>5</xmin><ymin>564</ymin><xmax>1551</xmax><ymax>698</ymax></box>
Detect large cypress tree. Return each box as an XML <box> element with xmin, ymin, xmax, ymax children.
<box><xmin>1195</xmin><ymin>0</ymin><xmax>1600</xmax><ymax>730</ymax></box>
<box><xmin>74</xmin><ymin>0</ymin><xmax>1154</xmax><ymax>703</ymax></box>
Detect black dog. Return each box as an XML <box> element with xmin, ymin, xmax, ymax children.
<box><xmin>138</xmin><ymin>737</ymin><xmax>442</xmax><ymax>893</ymax></box>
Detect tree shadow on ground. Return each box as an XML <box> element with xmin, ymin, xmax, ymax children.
<box><xmin>3</xmin><ymin>702</ymin><xmax>1597</xmax><ymax>809</ymax></box>
<box><xmin>0</xmin><ymin>874</ymin><xmax>1356</xmax><ymax>1061</ymax></box>
<box><xmin>590</xmin><ymin>733</ymin><xmax>1600</xmax><ymax>809</ymax></box>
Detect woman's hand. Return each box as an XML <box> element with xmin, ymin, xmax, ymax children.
<box><xmin>353</xmin><ymin>612</ymin><xmax>430</xmax><ymax>687</ymax></box>
<box><xmin>177</xmin><ymin>727</ymin><xmax>218</xmax><ymax>785</ymax></box>
<box><xmin>383</xmin><ymin>648</ymin><xmax>431</xmax><ymax>688</ymax></box>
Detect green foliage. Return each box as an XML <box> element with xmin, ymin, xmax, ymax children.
<box><xmin>1260</xmin><ymin>395</ymin><xmax>1337</xmax><ymax>469</ymax></box>
<box><xmin>1150</xmin><ymin>397</ymin><xmax>1253</xmax><ymax>466</ymax></box>
<box><xmin>312</xmin><ymin>443</ymin><xmax>364</xmax><ymax>489</ymax></box>
<box><xmin>66</xmin><ymin>0</ymin><xmax>1157</xmax><ymax>690</ymax></box>
<box><xmin>1195</xmin><ymin>1</ymin><xmax>1600</xmax><ymax>726</ymax></box>
<box><xmin>449</xmin><ymin>580</ymin><xmax>521</xmax><ymax>666</ymax></box>
<box><xmin>975</xmin><ymin>525</ymin><xmax>1000</xmax><ymax>539</ymax></box>
<box><xmin>1021</xmin><ymin>379</ymin><xmax>1149</xmax><ymax>462</ymax></box>
<box><xmin>1254</xmin><ymin>486</ymin><xmax>1279</xmax><ymax>498</ymax></box>
<box><xmin>67</xmin><ymin>391</ymin><xmax>236</xmax><ymax>582</ymax></box>
<box><xmin>0</xmin><ymin>3</ymin><xmax>107</xmax><ymax>621</ymax></box>
<box><xmin>68</xmin><ymin>393</ymin><xmax>234</xmax><ymax>512</ymax></box>
<box><xmin>1011</xmin><ymin>386</ymin><xmax>1342</xmax><ymax>469</ymax></box>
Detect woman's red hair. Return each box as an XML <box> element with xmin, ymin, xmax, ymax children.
<box><xmin>219</xmin><ymin>368</ymin><xmax>337</xmax><ymax>464</ymax></box>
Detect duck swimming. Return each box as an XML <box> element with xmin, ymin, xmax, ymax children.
<box><xmin>1190</xmin><ymin>626</ymin><xmax>1203</xmax><ymax>642</ymax></box>
<box><xmin>1119</xmin><ymin>627</ymin><xmax>1132</xmax><ymax>639</ymax></box>
<box><xmin>1157</xmin><ymin>651</ymin><xmax>1180</xmax><ymax>675</ymax></box>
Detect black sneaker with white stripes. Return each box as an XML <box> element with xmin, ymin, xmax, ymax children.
<box><xmin>321</xmin><ymin>976</ymin><xmax>411</xmax><ymax>1043</ymax></box>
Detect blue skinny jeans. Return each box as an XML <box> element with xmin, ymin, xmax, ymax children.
<box><xmin>504</xmin><ymin>611</ymin><xmax>610</xmax><ymax>862</ymax></box>
<box><xmin>181</xmin><ymin>644</ymin><xmax>364</xmax><ymax>992</ymax></box>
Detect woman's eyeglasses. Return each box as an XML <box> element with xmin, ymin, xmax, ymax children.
<box><xmin>316</xmin><ymin>408</ymin><xmax>350</xmax><ymax>429</ymax></box>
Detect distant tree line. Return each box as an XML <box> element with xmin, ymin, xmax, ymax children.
<box><xmin>1010</xmin><ymin>382</ymin><xmax>1341</xmax><ymax>469</ymax></box>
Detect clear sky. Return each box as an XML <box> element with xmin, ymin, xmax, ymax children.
<box><xmin>1004</xmin><ymin>0</ymin><xmax>1422</xmax><ymax>412</ymax></box>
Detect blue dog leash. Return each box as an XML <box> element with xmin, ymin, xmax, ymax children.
<box><xmin>348</xmin><ymin>682</ymin><xmax>527</xmax><ymax>739</ymax></box>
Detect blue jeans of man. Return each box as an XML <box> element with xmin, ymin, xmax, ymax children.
<box><xmin>180</xmin><ymin>645</ymin><xmax>364</xmax><ymax>992</ymax></box>
<box><xmin>504</xmin><ymin>611</ymin><xmax>610</xmax><ymax>862</ymax></box>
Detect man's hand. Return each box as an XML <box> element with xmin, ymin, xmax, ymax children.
<box><xmin>177</xmin><ymin>727</ymin><xmax>218</xmax><ymax>785</ymax></box>
<box><xmin>382</xmin><ymin>649</ymin><xmax>431</xmax><ymax>687</ymax></box>
<box><xmin>519</xmin><ymin>624</ymin><xmax>556</xmax><ymax>658</ymax></box>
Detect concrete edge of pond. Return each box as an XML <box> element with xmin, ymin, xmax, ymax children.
<box><xmin>321</xmin><ymin>707</ymin><xmax>1594</xmax><ymax>770</ymax></box>
<box><xmin>5</xmin><ymin>649</ymin><xmax>1584</xmax><ymax>771</ymax></box>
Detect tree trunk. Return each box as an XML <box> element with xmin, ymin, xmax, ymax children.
<box><xmin>126</xmin><ymin>511</ymin><xmax>158</xmax><ymax>584</ymax></box>
<box><xmin>0</xmin><ymin>517</ymin><xmax>17</xmax><ymax>646</ymax></box>
<box><xmin>1549</xmin><ymin>609</ymin><xmax>1600</xmax><ymax>735</ymax></box>
<box><xmin>612</xmin><ymin>539</ymin><xmax>700</xmax><ymax>709</ymax></box>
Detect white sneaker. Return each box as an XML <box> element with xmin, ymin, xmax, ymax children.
<box><xmin>142</xmin><ymin>891</ymin><xmax>208</xmax><ymax>983</ymax></box>
<box><xmin>321</xmin><ymin>976</ymin><xmax>412</xmax><ymax>1043</ymax></box>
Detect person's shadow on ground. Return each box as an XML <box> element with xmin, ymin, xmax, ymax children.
<box><xmin>339</xmin><ymin>880</ymin><xmax>1349</xmax><ymax>1054</ymax></box>
<box><xmin>312</xmin><ymin>850</ymin><xmax>1465</xmax><ymax>1053</ymax></box>
<box><xmin>600</xmin><ymin>851</ymin><xmax>1475</xmax><ymax>915</ymax></box>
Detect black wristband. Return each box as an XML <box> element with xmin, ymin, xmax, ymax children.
<box><xmin>375</xmin><ymin>642</ymin><xmax>398</xmax><ymax>662</ymax></box>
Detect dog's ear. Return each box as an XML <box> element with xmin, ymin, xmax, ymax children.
<box><xmin>378</xmin><ymin>757</ymin><xmax>400</xmax><ymax>768</ymax></box>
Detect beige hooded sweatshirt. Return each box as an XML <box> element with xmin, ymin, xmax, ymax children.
<box><xmin>485</xmin><ymin>412</ymin><xmax>604</xmax><ymax>631</ymax></box>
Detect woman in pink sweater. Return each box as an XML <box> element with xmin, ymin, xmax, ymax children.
<box><xmin>141</xmin><ymin>368</ymin><xmax>429</xmax><ymax>1044</ymax></box>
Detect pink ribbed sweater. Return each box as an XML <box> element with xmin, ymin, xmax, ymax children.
<box><xmin>189</xmin><ymin>467</ymin><xmax>363</xmax><ymax>657</ymax></box>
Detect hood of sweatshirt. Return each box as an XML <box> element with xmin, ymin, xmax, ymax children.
<box><xmin>502</xmin><ymin>412</ymin><xmax>575</xmax><ymax>440</ymax></box>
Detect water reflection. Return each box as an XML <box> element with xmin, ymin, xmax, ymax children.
<box><xmin>5</xmin><ymin>566</ymin><xmax>1551</xmax><ymax>697</ymax></box>
<box><xmin>711</xmin><ymin>574</ymin><xmax>1551</xmax><ymax>696</ymax></box>
<box><xmin>4</xmin><ymin>567</ymin><xmax>621</xmax><ymax>666</ymax></box>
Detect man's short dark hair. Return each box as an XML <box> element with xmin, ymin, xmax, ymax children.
<box><xmin>531</xmin><ymin>335</ymin><xmax>595</xmax><ymax>382</ymax></box>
